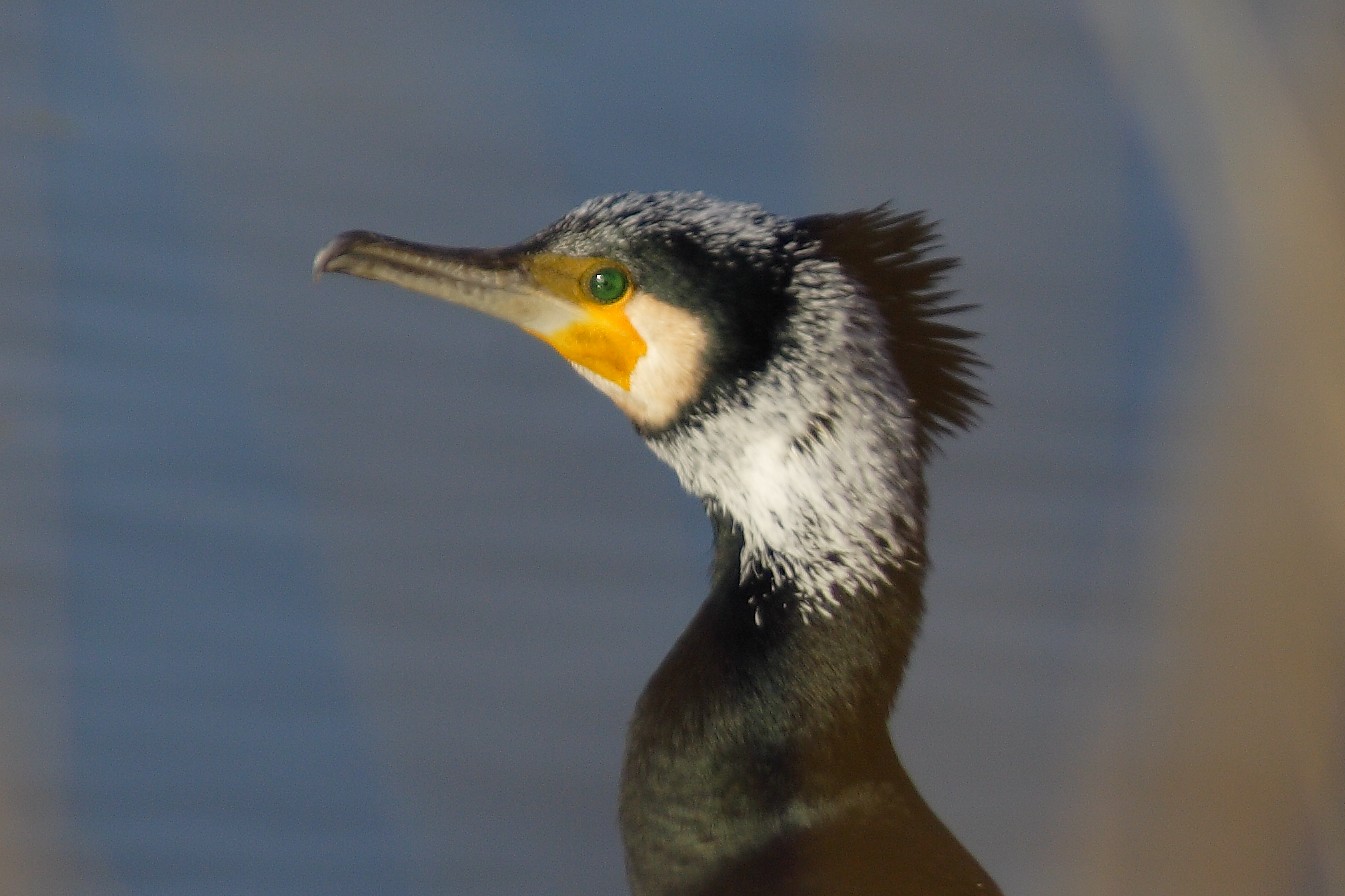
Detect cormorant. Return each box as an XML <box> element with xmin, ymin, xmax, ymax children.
<box><xmin>315</xmin><ymin>191</ymin><xmax>1002</xmax><ymax>895</ymax></box>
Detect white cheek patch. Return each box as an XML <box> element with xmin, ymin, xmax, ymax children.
<box><xmin>577</xmin><ymin>292</ymin><xmax>709</xmax><ymax>430</ymax></box>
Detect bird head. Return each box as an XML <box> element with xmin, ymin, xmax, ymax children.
<box><xmin>316</xmin><ymin>193</ymin><xmax>801</xmax><ymax>433</ymax></box>
<box><xmin>316</xmin><ymin>192</ymin><xmax>978</xmax><ymax>438</ymax></box>
<box><xmin>315</xmin><ymin>191</ymin><xmax>982</xmax><ymax>609</ymax></box>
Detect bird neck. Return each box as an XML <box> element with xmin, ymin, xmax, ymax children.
<box><xmin>643</xmin><ymin>251</ymin><xmax>928</xmax><ymax>621</ymax></box>
<box><xmin>619</xmin><ymin>512</ymin><xmax>927</xmax><ymax>895</ymax></box>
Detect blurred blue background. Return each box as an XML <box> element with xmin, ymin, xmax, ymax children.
<box><xmin>3</xmin><ymin>2</ymin><xmax>1341</xmax><ymax>895</ymax></box>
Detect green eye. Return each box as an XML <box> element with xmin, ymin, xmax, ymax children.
<box><xmin>587</xmin><ymin>266</ymin><xmax>630</xmax><ymax>304</ymax></box>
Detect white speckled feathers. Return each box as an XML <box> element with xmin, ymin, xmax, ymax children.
<box><xmin>542</xmin><ymin>192</ymin><xmax>787</xmax><ymax>264</ymax></box>
<box><xmin>646</xmin><ymin>247</ymin><xmax>923</xmax><ymax>618</ymax></box>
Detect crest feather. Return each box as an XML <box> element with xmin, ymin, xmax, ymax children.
<box><xmin>795</xmin><ymin>206</ymin><xmax>986</xmax><ymax>454</ymax></box>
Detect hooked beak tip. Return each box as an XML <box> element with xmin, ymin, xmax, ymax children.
<box><xmin>313</xmin><ymin>230</ymin><xmax>377</xmax><ymax>282</ymax></box>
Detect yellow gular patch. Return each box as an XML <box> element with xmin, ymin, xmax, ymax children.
<box><xmin>523</xmin><ymin>254</ymin><xmax>647</xmax><ymax>390</ymax></box>
<box><xmin>545</xmin><ymin>306</ymin><xmax>646</xmax><ymax>389</ymax></box>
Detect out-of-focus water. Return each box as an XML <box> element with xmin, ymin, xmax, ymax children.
<box><xmin>1</xmin><ymin>2</ymin><xmax>1186</xmax><ymax>894</ymax></box>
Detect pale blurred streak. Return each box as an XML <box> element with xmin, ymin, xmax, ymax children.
<box><xmin>1080</xmin><ymin>1</ymin><xmax>1345</xmax><ymax>893</ymax></box>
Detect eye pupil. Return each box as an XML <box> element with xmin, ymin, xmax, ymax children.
<box><xmin>587</xmin><ymin>267</ymin><xmax>629</xmax><ymax>303</ymax></box>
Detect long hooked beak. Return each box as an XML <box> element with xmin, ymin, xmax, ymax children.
<box><xmin>314</xmin><ymin>229</ymin><xmax>647</xmax><ymax>389</ymax></box>
<box><xmin>314</xmin><ymin>230</ymin><xmax>585</xmax><ymax>337</ymax></box>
